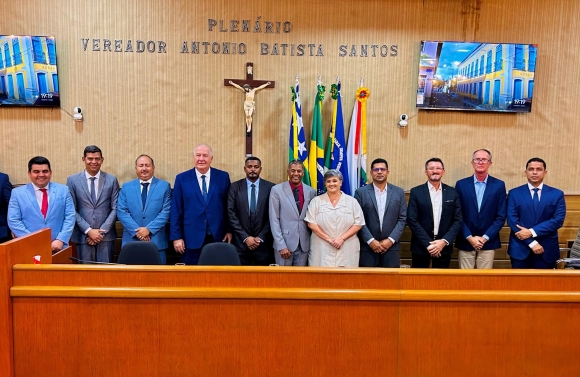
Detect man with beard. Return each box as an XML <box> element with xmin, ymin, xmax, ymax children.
<box><xmin>227</xmin><ymin>157</ymin><xmax>275</xmax><ymax>265</ymax></box>
<box><xmin>407</xmin><ymin>158</ymin><xmax>462</xmax><ymax>268</ymax></box>
<box><xmin>269</xmin><ymin>160</ymin><xmax>316</xmax><ymax>266</ymax></box>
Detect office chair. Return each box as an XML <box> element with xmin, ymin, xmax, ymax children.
<box><xmin>198</xmin><ymin>242</ymin><xmax>241</xmax><ymax>266</ymax></box>
<box><xmin>557</xmin><ymin>226</ymin><xmax>580</xmax><ymax>269</ymax></box>
<box><xmin>117</xmin><ymin>241</ymin><xmax>162</xmax><ymax>265</ymax></box>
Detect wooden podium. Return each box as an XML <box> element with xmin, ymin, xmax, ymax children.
<box><xmin>3</xmin><ymin>230</ymin><xmax>580</xmax><ymax>376</ymax></box>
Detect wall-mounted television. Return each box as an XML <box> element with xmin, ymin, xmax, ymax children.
<box><xmin>416</xmin><ymin>41</ymin><xmax>537</xmax><ymax>113</ymax></box>
<box><xmin>0</xmin><ymin>35</ymin><xmax>60</xmax><ymax>107</ymax></box>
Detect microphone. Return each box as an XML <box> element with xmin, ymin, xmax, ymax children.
<box><xmin>69</xmin><ymin>256</ymin><xmax>122</xmax><ymax>265</ymax></box>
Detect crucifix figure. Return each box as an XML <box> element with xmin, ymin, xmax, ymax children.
<box><xmin>225</xmin><ymin>62</ymin><xmax>275</xmax><ymax>156</ymax></box>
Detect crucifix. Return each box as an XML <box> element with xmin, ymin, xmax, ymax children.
<box><xmin>224</xmin><ymin>62</ymin><xmax>275</xmax><ymax>156</ymax></box>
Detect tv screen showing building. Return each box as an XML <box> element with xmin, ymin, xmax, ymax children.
<box><xmin>417</xmin><ymin>41</ymin><xmax>536</xmax><ymax>112</ymax></box>
<box><xmin>0</xmin><ymin>35</ymin><xmax>60</xmax><ymax>107</ymax></box>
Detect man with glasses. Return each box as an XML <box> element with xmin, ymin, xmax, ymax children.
<box><xmin>354</xmin><ymin>158</ymin><xmax>407</xmax><ymax>267</ymax></box>
<box><xmin>407</xmin><ymin>158</ymin><xmax>462</xmax><ymax>268</ymax></box>
<box><xmin>455</xmin><ymin>149</ymin><xmax>507</xmax><ymax>269</ymax></box>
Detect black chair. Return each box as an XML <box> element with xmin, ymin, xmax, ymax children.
<box><xmin>198</xmin><ymin>243</ymin><xmax>241</xmax><ymax>266</ymax></box>
<box><xmin>117</xmin><ymin>241</ymin><xmax>161</xmax><ymax>265</ymax></box>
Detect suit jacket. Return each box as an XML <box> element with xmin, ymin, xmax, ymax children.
<box><xmin>269</xmin><ymin>181</ymin><xmax>316</xmax><ymax>252</ymax></box>
<box><xmin>506</xmin><ymin>184</ymin><xmax>565</xmax><ymax>263</ymax></box>
<box><xmin>7</xmin><ymin>182</ymin><xmax>75</xmax><ymax>244</ymax></box>
<box><xmin>117</xmin><ymin>177</ymin><xmax>171</xmax><ymax>250</ymax></box>
<box><xmin>407</xmin><ymin>182</ymin><xmax>462</xmax><ymax>255</ymax></box>
<box><xmin>66</xmin><ymin>171</ymin><xmax>120</xmax><ymax>244</ymax></box>
<box><xmin>0</xmin><ymin>172</ymin><xmax>12</xmax><ymax>239</ymax></box>
<box><xmin>170</xmin><ymin>167</ymin><xmax>231</xmax><ymax>249</ymax></box>
<box><xmin>455</xmin><ymin>175</ymin><xmax>507</xmax><ymax>251</ymax></box>
<box><xmin>228</xmin><ymin>178</ymin><xmax>275</xmax><ymax>252</ymax></box>
<box><xmin>354</xmin><ymin>183</ymin><xmax>407</xmax><ymax>253</ymax></box>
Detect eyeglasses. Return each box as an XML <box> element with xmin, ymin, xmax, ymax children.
<box><xmin>372</xmin><ymin>167</ymin><xmax>388</xmax><ymax>172</ymax></box>
<box><xmin>472</xmin><ymin>158</ymin><xmax>490</xmax><ymax>163</ymax></box>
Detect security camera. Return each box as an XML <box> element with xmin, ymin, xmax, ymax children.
<box><xmin>73</xmin><ymin>107</ymin><xmax>83</xmax><ymax>122</ymax></box>
<box><xmin>398</xmin><ymin>114</ymin><xmax>408</xmax><ymax>128</ymax></box>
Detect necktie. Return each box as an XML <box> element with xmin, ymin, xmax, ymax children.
<box><xmin>201</xmin><ymin>175</ymin><xmax>208</xmax><ymax>203</ymax></box>
<box><xmin>532</xmin><ymin>187</ymin><xmax>540</xmax><ymax>213</ymax></box>
<box><xmin>90</xmin><ymin>177</ymin><xmax>97</xmax><ymax>204</ymax></box>
<box><xmin>141</xmin><ymin>182</ymin><xmax>149</xmax><ymax>209</ymax></box>
<box><xmin>250</xmin><ymin>183</ymin><xmax>257</xmax><ymax>214</ymax></box>
<box><xmin>39</xmin><ymin>188</ymin><xmax>48</xmax><ymax>218</ymax></box>
<box><xmin>292</xmin><ymin>187</ymin><xmax>301</xmax><ymax>212</ymax></box>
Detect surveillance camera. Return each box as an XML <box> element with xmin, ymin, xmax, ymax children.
<box><xmin>73</xmin><ymin>107</ymin><xmax>82</xmax><ymax>114</ymax></box>
<box><xmin>398</xmin><ymin>114</ymin><xmax>408</xmax><ymax>128</ymax></box>
<box><xmin>73</xmin><ymin>107</ymin><xmax>83</xmax><ymax>122</ymax></box>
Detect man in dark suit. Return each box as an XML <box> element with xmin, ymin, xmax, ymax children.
<box><xmin>455</xmin><ymin>149</ymin><xmax>506</xmax><ymax>269</ymax></box>
<box><xmin>170</xmin><ymin>144</ymin><xmax>232</xmax><ymax>265</ymax></box>
<box><xmin>0</xmin><ymin>171</ymin><xmax>13</xmax><ymax>243</ymax></box>
<box><xmin>407</xmin><ymin>157</ymin><xmax>462</xmax><ymax>268</ymax></box>
<box><xmin>227</xmin><ymin>157</ymin><xmax>274</xmax><ymax>265</ymax></box>
<box><xmin>355</xmin><ymin>158</ymin><xmax>407</xmax><ymax>268</ymax></box>
<box><xmin>507</xmin><ymin>157</ymin><xmax>565</xmax><ymax>269</ymax></box>
<box><xmin>67</xmin><ymin>146</ymin><xmax>120</xmax><ymax>263</ymax></box>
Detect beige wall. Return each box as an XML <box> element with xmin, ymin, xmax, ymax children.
<box><xmin>1</xmin><ymin>0</ymin><xmax>578</xmax><ymax>193</ymax></box>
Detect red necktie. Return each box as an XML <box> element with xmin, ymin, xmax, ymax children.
<box><xmin>39</xmin><ymin>188</ymin><xmax>48</xmax><ymax>218</ymax></box>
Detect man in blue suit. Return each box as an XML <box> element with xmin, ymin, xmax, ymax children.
<box><xmin>455</xmin><ymin>149</ymin><xmax>506</xmax><ymax>269</ymax></box>
<box><xmin>507</xmin><ymin>158</ymin><xmax>565</xmax><ymax>269</ymax></box>
<box><xmin>8</xmin><ymin>156</ymin><xmax>75</xmax><ymax>252</ymax></box>
<box><xmin>117</xmin><ymin>155</ymin><xmax>171</xmax><ymax>264</ymax></box>
<box><xmin>0</xmin><ymin>171</ymin><xmax>13</xmax><ymax>243</ymax></box>
<box><xmin>170</xmin><ymin>144</ymin><xmax>232</xmax><ymax>265</ymax></box>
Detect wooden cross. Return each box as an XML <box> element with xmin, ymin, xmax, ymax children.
<box><xmin>224</xmin><ymin>62</ymin><xmax>275</xmax><ymax>156</ymax></box>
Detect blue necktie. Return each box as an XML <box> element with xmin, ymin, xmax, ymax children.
<box><xmin>532</xmin><ymin>187</ymin><xmax>540</xmax><ymax>213</ymax></box>
<box><xmin>90</xmin><ymin>177</ymin><xmax>97</xmax><ymax>204</ymax></box>
<box><xmin>250</xmin><ymin>183</ymin><xmax>257</xmax><ymax>214</ymax></box>
<box><xmin>141</xmin><ymin>182</ymin><xmax>149</xmax><ymax>209</ymax></box>
<box><xmin>201</xmin><ymin>175</ymin><xmax>208</xmax><ymax>203</ymax></box>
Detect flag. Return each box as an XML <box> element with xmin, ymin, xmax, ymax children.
<box><xmin>309</xmin><ymin>83</ymin><xmax>326</xmax><ymax>195</ymax></box>
<box><xmin>325</xmin><ymin>81</ymin><xmax>350</xmax><ymax>195</ymax></box>
<box><xmin>347</xmin><ymin>86</ymin><xmax>370</xmax><ymax>193</ymax></box>
<box><xmin>288</xmin><ymin>77</ymin><xmax>310</xmax><ymax>185</ymax></box>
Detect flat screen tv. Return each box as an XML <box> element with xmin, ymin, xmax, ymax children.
<box><xmin>416</xmin><ymin>41</ymin><xmax>537</xmax><ymax>112</ymax></box>
<box><xmin>0</xmin><ymin>35</ymin><xmax>60</xmax><ymax>107</ymax></box>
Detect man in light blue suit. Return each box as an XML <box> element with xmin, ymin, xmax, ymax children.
<box><xmin>507</xmin><ymin>157</ymin><xmax>565</xmax><ymax>269</ymax></box>
<box><xmin>67</xmin><ymin>146</ymin><xmax>120</xmax><ymax>263</ymax></box>
<box><xmin>170</xmin><ymin>144</ymin><xmax>232</xmax><ymax>265</ymax></box>
<box><xmin>118</xmin><ymin>155</ymin><xmax>171</xmax><ymax>264</ymax></box>
<box><xmin>8</xmin><ymin>156</ymin><xmax>75</xmax><ymax>252</ymax></box>
<box><xmin>455</xmin><ymin>149</ymin><xmax>506</xmax><ymax>269</ymax></box>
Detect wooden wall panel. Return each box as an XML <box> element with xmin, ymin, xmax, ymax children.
<box><xmin>0</xmin><ymin>0</ymin><xmax>579</xmax><ymax>194</ymax></box>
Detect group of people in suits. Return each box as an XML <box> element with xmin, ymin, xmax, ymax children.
<box><xmin>2</xmin><ymin>145</ymin><xmax>566</xmax><ymax>269</ymax></box>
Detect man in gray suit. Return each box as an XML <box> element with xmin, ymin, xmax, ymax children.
<box><xmin>269</xmin><ymin>160</ymin><xmax>315</xmax><ymax>266</ymax></box>
<box><xmin>66</xmin><ymin>145</ymin><xmax>120</xmax><ymax>263</ymax></box>
<box><xmin>355</xmin><ymin>158</ymin><xmax>407</xmax><ymax>267</ymax></box>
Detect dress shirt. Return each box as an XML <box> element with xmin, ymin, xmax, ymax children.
<box><xmin>367</xmin><ymin>184</ymin><xmax>396</xmax><ymax>245</ymax></box>
<box><xmin>195</xmin><ymin>168</ymin><xmax>211</xmax><ymax>192</ymax></box>
<box><xmin>527</xmin><ymin>182</ymin><xmax>544</xmax><ymax>247</ymax></box>
<box><xmin>246</xmin><ymin>178</ymin><xmax>260</xmax><ymax>211</ymax></box>
<box><xmin>289</xmin><ymin>181</ymin><xmax>304</xmax><ymax>211</ymax></box>
<box><xmin>140</xmin><ymin>177</ymin><xmax>154</xmax><ymax>193</ymax></box>
<box><xmin>467</xmin><ymin>174</ymin><xmax>490</xmax><ymax>241</ymax></box>
<box><xmin>85</xmin><ymin>170</ymin><xmax>101</xmax><ymax>198</ymax></box>
<box><xmin>428</xmin><ymin>181</ymin><xmax>443</xmax><ymax>236</ymax></box>
<box><xmin>32</xmin><ymin>182</ymin><xmax>50</xmax><ymax>208</ymax></box>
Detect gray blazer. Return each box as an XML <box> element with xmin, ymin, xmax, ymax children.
<box><xmin>269</xmin><ymin>181</ymin><xmax>316</xmax><ymax>252</ymax></box>
<box><xmin>354</xmin><ymin>183</ymin><xmax>407</xmax><ymax>252</ymax></box>
<box><xmin>66</xmin><ymin>171</ymin><xmax>120</xmax><ymax>244</ymax></box>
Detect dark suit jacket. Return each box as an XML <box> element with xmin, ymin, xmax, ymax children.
<box><xmin>407</xmin><ymin>182</ymin><xmax>462</xmax><ymax>255</ymax></box>
<box><xmin>354</xmin><ymin>183</ymin><xmax>407</xmax><ymax>253</ymax></box>
<box><xmin>227</xmin><ymin>178</ymin><xmax>275</xmax><ymax>252</ymax></box>
<box><xmin>170</xmin><ymin>167</ymin><xmax>231</xmax><ymax>249</ymax></box>
<box><xmin>0</xmin><ymin>172</ymin><xmax>12</xmax><ymax>239</ymax></box>
<box><xmin>455</xmin><ymin>175</ymin><xmax>507</xmax><ymax>251</ymax></box>
<box><xmin>506</xmin><ymin>184</ymin><xmax>565</xmax><ymax>263</ymax></box>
